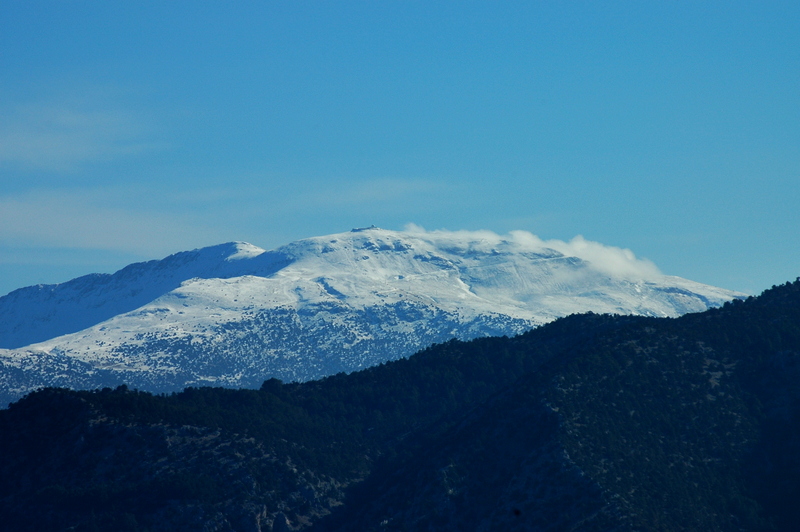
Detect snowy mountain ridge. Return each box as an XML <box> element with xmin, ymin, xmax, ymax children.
<box><xmin>0</xmin><ymin>227</ymin><xmax>745</xmax><ymax>405</ymax></box>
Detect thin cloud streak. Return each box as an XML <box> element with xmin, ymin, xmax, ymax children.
<box><xmin>160</xmin><ymin>177</ymin><xmax>446</xmax><ymax>213</ymax></box>
<box><xmin>0</xmin><ymin>189</ymin><xmax>223</xmax><ymax>257</ymax></box>
<box><xmin>0</xmin><ymin>182</ymin><xmax>665</xmax><ymax>282</ymax></box>
<box><xmin>0</xmin><ymin>100</ymin><xmax>162</xmax><ymax>172</ymax></box>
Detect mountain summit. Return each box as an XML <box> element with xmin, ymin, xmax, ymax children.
<box><xmin>0</xmin><ymin>227</ymin><xmax>744</xmax><ymax>405</ymax></box>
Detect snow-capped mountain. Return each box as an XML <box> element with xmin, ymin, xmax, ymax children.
<box><xmin>0</xmin><ymin>227</ymin><xmax>745</xmax><ymax>406</ymax></box>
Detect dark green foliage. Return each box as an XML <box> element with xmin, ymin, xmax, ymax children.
<box><xmin>0</xmin><ymin>331</ymin><xmax>560</xmax><ymax>531</ymax></box>
<box><xmin>2</xmin><ymin>279</ymin><xmax>800</xmax><ymax>530</ymax></box>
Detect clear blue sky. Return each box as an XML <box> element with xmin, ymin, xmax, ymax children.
<box><xmin>1</xmin><ymin>1</ymin><xmax>798</xmax><ymax>296</ymax></box>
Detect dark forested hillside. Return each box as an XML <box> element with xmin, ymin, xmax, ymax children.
<box><xmin>1</xmin><ymin>279</ymin><xmax>799</xmax><ymax>531</ymax></box>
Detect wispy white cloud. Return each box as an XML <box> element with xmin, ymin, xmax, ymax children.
<box><xmin>0</xmin><ymin>189</ymin><xmax>224</xmax><ymax>257</ymax></box>
<box><xmin>405</xmin><ymin>224</ymin><xmax>662</xmax><ymax>280</ymax></box>
<box><xmin>537</xmin><ymin>233</ymin><xmax>661</xmax><ymax>280</ymax></box>
<box><xmin>0</xmin><ymin>94</ymin><xmax>163</xmax><ymax>172</ymax></box>
<box><xmin>165</xmin><ymin>177</ymin><xmax>455</xmax><ymax>238</ymax></box>
<box><xmin>150</xmin><ymin>176</ymin><xmax>447</xmax><ymax>219</ymax></box>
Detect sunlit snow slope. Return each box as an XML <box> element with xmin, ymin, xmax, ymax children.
<box><xmin>0</xmin><ymin>227</ymin><xmax>745</xmax><ymax>405</ymax></box>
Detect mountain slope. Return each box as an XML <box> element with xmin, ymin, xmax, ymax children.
<box><xmin>0</xmin><ymin>242</ymin><xmax>288</xmax><ymax>349</ymax></box>
<box><xmin>1</xmin><ymin>279</ymin><xmax>798</xmax><ymax>531</ymax></box>
<box><xmin>0</xmin><ymin>227</ymin><xmax>744</xmax><ymax>406</ymax></box>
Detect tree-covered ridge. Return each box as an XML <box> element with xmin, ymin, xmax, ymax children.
<box><xmin>0</xmin><ymin>324</ymin><xmax>568</xmax><ymax>531</ymax></box>
<box><xmin>1</xmin><ymin>279</ymin><xmax>799</xmax><ymax>531</ymax></box>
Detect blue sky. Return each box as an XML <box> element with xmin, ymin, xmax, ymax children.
<box><xmin>1</xmin><ymin>1</ymin><xmax>798</xmax><ymax>296</ymax></box>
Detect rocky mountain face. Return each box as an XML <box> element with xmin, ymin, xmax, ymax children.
<box><xmin>0</xmin><ymin>228</ymin><xmax>743</xmax><ymax>406</ymax></box>
<box><xmin>1</xmin><ymin>279</ymin><xmax>798</xmax><ymax>531</ymax></box>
